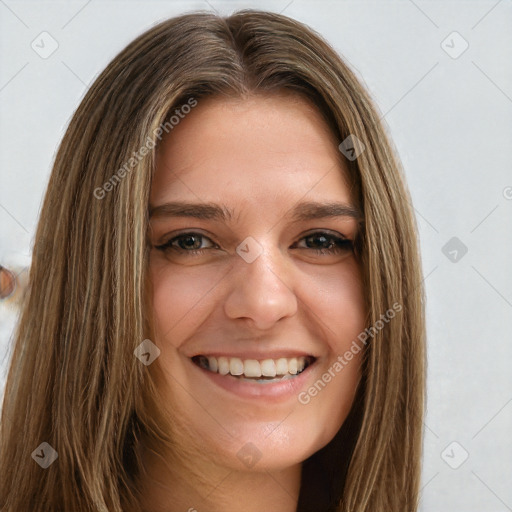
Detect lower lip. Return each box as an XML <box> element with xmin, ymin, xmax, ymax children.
<box><xmin>190</xmin><ymin>359</ymin><xmax>316</xmax><ymax>401</ymax></box>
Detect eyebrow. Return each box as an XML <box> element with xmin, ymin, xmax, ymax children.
<box><xmin>149</xmin><ymin>200</ymin><xmax>362</xmax><ymax>222</ymax></box>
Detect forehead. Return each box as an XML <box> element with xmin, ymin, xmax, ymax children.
<box><xmin>151</xmin><ymin>93</ymin><xmax>353</xmax><ymax>209</ymax></box>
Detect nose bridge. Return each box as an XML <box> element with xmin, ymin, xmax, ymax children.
<box><xmin>223</xmin><ymin>238</ymin><xmax>298</xmax><ymax>327</ymax></box>
<box><xmin>245</xmin><ymin>247</ymin><xmax>286</xmax><ymax>291</ymax></box>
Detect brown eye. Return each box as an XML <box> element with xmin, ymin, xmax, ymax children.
<box><xmin>175</xmin><ymin>234</ymin><xmax>203</xmax><ymax>250</ymax></box>
<box><xmin>155</xmin><ymin>232</ymin><xmax>217</xmax><ymax>254</ymax></box>
<box><xmin>294</xmin><ymin>231</ymin><xmax>353</xmax><ymax>255</ymax></box>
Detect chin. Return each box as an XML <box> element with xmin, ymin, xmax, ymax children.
<box><xmin>193</xmin><ymin>412</ymin><xmax>344</xmax><ymax>473</ymax></box>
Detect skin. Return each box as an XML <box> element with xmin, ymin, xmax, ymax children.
<box><xmin>143</xmin><ymin>92</ymin><xmax>366</xmax><ymax>512</ymax></box>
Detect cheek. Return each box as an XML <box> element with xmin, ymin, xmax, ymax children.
<box><xmin>289</xmin><ymin>262</ymin><xmax>365</xmax><ymax>450</ymax></box>
<box><xmin>302</xmin><ymin>259</ymin><xmax>366</xmax><ymax>348</ymax></box>
<box><xmin>149</xmin><ymin>258</ymin><xmax>228</xmax><ymax>347</ymax></box>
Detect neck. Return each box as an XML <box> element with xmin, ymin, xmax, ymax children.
<box><xmin>139</xmin><ymin>445</ymin><xmax>302</xmax><ymax>512</ymax></box>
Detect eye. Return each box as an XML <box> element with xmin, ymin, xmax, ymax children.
<box><xmin>155</xmin><ymin>232</ymin><xmax>218</xmax><ymax>255</ymax></box>
<box><xmin>293</xmin><ymin>231</ymin><xmax>353</xmax><ymax>256</ymax></box>
<box><xmin>154</xmin><ymin>230</ymin><xmax>354</xmax><ymax>259</ymax></box>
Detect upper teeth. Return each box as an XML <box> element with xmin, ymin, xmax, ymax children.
<box><xmin>196</xmin><ymin>356</ymin><xmax>310</xmax><ymax>378</ymax></box>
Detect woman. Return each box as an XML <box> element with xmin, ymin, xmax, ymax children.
<box><xmin>0</xmin><ymin>10</ymin><xmax>425</xmax><ymax>512</ymax></box>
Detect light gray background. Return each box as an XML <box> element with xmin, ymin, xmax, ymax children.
<box><xmin>1</xmin><ymin>1</ymin><xmax>511</xmax><ymax>510</ymax></box>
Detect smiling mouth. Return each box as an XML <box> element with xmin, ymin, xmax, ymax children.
<box><xmin>191</xmin><ymin>355</ymin><xmax>315</xmax><ymax>382</ymax></box>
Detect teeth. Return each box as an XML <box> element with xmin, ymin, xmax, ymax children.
<box><xmin>275</xmin><ymin>358</ymin><xmax>288</xmax><ymax>376</ymax></box>
<box><xmin>229</xmin><ymin>358</ymin><xmax>244</xmax><ymax>376</ymax></box>
<box><xmin>244</xmin><ymin>359</ymin><xmax>262</xmax><ymax>378</ymax></box>
<box><xmin>260</xmin><ymin>359</ymin><xmax>276</xmax><ymax>377</ymax></box>
<box><xmin>218</xmin><ymin>356</ymin><xmax>229</xmax><ymax>375</ymax></box>
<box><xmin>208</xmin><ymin>356</ymin><xmax>218</xmax><ymax>373</ymax></box>
<box><xmin>194</xmin><ymin>355</ymin><xmax>311</xmax><ymax>378</ymax></box>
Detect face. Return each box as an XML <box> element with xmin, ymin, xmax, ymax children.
<box><xmin>148</xmin><ymin>93</ymin><xmax>366</xmax><ymax>473</ymax></box>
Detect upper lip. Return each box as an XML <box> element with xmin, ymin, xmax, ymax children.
<box><xmin>187</xmin><ymin>350</ymin><xmax>317</xmax><ymax>360</ymax></box>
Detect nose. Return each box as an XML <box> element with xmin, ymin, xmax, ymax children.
<box><xmin>223</xmin><ymin>246</ymin><xmax>298</xmax><ymax>330</ymax></box>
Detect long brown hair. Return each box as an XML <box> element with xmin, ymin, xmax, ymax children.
<box><xmin>0</xmin><ymin>10</ymin><xmax>425</xmax><ymax>511</ymax></box>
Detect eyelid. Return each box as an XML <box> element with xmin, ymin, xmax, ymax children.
<box><xmin>300</xmin><ymin>228</ymin><xmax>349</xmax><ymax>239</ymax></box>
<box><xmin>155</xmin><ymin>228</ymin><xmax>348</xmax><ymax>247</ymax></box>
<box><xmin>292</xmin><ymin>230</ymin><xmax>351</xmax><ymax>248</ymax></box>
<box><xmin>154</xmin><ymin>231</ymin><xmax>219</xmax><ymax>252</ymax></box>
<box><xmin>155</xmin><ymin>229</ymin><xmax>217</xmax><ymax>246</ymax></box>
<box><xmin>153</xmin><ymin>228</ymin><xmax>355</xmax><ymax>261</ymax></box>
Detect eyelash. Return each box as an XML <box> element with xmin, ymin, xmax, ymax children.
<box><xmin>154</xmin><ymin>231</ymin><xmax>353</xmax><ymax>257</ymax></box>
